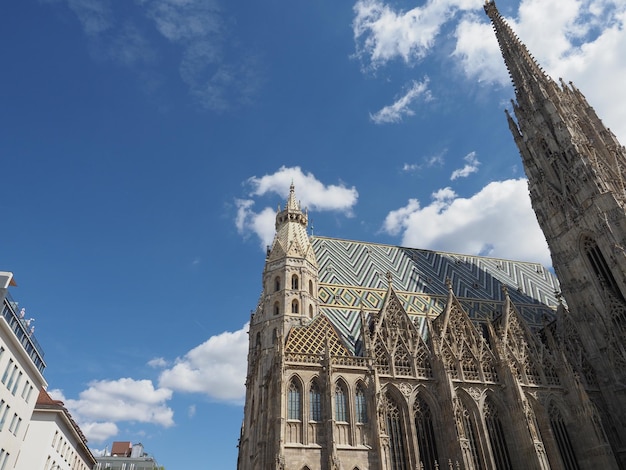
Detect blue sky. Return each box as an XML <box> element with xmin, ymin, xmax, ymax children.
<box><xmin>2</xmin><ymin>0</ymin><xmax>626</xmax><ymax>468</ymax></box>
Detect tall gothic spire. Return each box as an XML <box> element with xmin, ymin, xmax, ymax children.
<box><xmin>484</xmin><ymin>0</ymin><xmax>556</xmax><ymax>110</ymax></box>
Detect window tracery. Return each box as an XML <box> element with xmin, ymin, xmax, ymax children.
<box><xmin>335</xmin><ymin>382</ymin><xmax>348</xmax><ymax>422</ymax></box>
<box><xmin>288</xmin><ymin>379</ymin><xmax>302</xmax><ymax>421</ymax></box>
<box><xmin>384</xmin><ymin>392</ymin><xmax>408</xmax><ymax>470</ymax></box>
<box><xmin>355</xmin><ymin>383</ymin><xmax>367</xmax><ymax>424</ymax></box>
<box><xmin>484</xmin><ymin>398</ymin><xmax>512</xmax><ymax>469</ymax></box>
<box><xmin>548</xmin><ymin>402</ymin><xmax>580</xmax><ymax>470</ymax></box>
<box><xmin>309</xmin><ymin>380</ymin><xmax>321</xmax><ymax>422</ymax></box>
<box><xmin>414</xmin><ymin>395</ymin><xmax>439</xmax><ymax>469</ymax></box>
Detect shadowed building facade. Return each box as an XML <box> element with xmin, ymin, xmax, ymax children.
<box><xmin>237</xmin><ymin>1</ymin><xmax>626</xmax><ymax>469</ymax></box>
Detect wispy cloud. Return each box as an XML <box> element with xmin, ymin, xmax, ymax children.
<box><xmin>370</xmin><ymin>78</ymin><xmax>432</xmax><ymax>124</ymax></box>
<box><xmin>381</xmin><ymin>178</ymin><xmax>550</xmax><ymax>265</ymax></box>
<box><xmin>450</xmin><ymin>151</ymin><xmax>480</xmax><ymax>180</ymax></box>
<box><xmin>236</xmin><ymin>166</ymin><xmax>359</xmax><ymax>248</ymax></box>
<box><xmin>43</xmin><ymin>0</ymin><xmax>260</xmax><ymax>111</ymax></box>
<box><xmin>402</xmin><ymin>150</ymin><xmax>446</xmax><ymax>173</ymax></box>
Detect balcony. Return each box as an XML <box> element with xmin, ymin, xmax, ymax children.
<box><xmin>1</xmin><ymin>292</ymin><xmax>46</xmax><ymax>373</ymax></box>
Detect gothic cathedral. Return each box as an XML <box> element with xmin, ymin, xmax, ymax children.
<box><xmin>236</xmin><ymin>1</ymin><xmax>626</xmax><ymax>468</ymax></box>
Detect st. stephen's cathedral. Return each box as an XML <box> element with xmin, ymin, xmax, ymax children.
<box><xmin>237</xmin><ymin>2</ymin><xmax>626</xmax><ymax>468</ymax></box>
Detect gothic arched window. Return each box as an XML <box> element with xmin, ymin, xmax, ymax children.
<box><xmin>291</xmin><ymin>300</ymin><xmax>299</xmax><ymax>314</ymax></box>
<box><xmin>292</xmin><ymin>274</ymin><xmax>299</xmax><ymax>290</ymax></box>
<box><xmin>458</xmin><ymin>398</ymin><xmax>484</xmax><ymax>470</ymax></box>
<box><xmin>288</xmin><ymin>379</ymin><xmax>302</xmax><ymax>421</ymax></box>
<box><xmin>309</xmin><ymin>380</ymin><xmax>321</xmax><ymax>422</ymax></box>
<box><xmin>273</xmin><ymin>302</ymin><xmax>280</xmax><ymax>316</ymax></box>
<box><xmin>274</xmin><ymin>276</ymin><xmax>281</xmax><ymax>292</ymax></box>
<box><xmin>335</xmin><ymin>382</ymin><xmax>348</xmax><ymax>422</ymax></box>
<box><xmin>385</xmin><ymin>392</ymin><xmax>408</xmax><ymax>470</ymax></box>
<box><xmin>308</xmin><ymin>304</ymin><xmax>313</xmax><ymax>318</ymax></box>
<box><xmin>484</xmin><ymin>398</ymin><xmax>512</xmax><ymax>470</ymax></box>
<box><xmin>582</xmin><ymin>236</ymin><xmax>623</xmax><ymax>299</ymax></box>
<box><xmin>309</xmin><ymin>280</ymin><xmax>314</xmax><ymax>296</ymax></box>
<box><xmin>355</xmin><ymin>383</ymin><xmax>367</xmax><ymax>424</ymax></box>
<box><xmin>414</xmin><ymin>395</ymin><xmax>439</xmax><ymax>470</ymax></box>
<box><xmin>548</xmin><ymin>402</ymin><xmax>580</xmax><ymax>470</ymax></box>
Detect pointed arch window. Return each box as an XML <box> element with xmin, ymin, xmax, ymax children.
<box><xmin>583</xmin><ymin>237</ymin><xmax>623</xmax><ymax>300</ymax></box>
<box><xmin>309</xmin><ymin>380</ymin><xmax>321</xmax><ymax>422</ymax></box>
<box><xmin>484</xmin><ymin>398</ymin><xmax>512</xmax><ymax>470</ymax></box>
<box><xmin>355</xmin><ymin>383</ymin><xmax>367</xmax><ymax>424</ymax></box>
<box><xmin>309</xmin><ymin>280</ymin><xmax>314</xmax><ymax>296</ymax></box>
<box><xmin>458</xmin><ymin>398</ymin><xmax>484</xmax><ymax>470</ymax></box>
<box><xmin>414</xmin><ymin>395</ymin><xmax>439</xmax><ymax>470</ymax></box>
<box><xmin>291</xmin><ymin>300</ymin><xmax>299</xmax><ymax>314</ymax></box>
<box><xmin>335</xmin><ymin>382</ymin><xmax>348</xmax><ymax>422</ymax></box>
<box><xmin>292</xmin><ymin>274</ymin><xmax>299</xmax><ymax>290</ymax></box>
<box><xmin>274</xmin><ymin>276</ymin><xmax>281</xmax><ymax>292</ymax></box>
<box><xmin>273</xmin><ymin>302</ymin><xmax>280</xmax><ymax>316</ymax></box>
<box><xmin>548</xmin><ymin>403</ymin><xmax>580</xmax><ymax>470</ymax></box>
<box><xmin>385</xmin><ymin>392</ymin><xmax>408</xmax><ymax>470</ymax></box>
<box><xmin>308</xmin><ymin>304</ymin><xmax>313</xmax><ymax>318</ymax></box>
<box><xmin>393</xmin><ymin>341</ymin><xmax>412</xmax><ymax>376</ymax></box>
<box><xmin>288</xmin><ymin>379</ymin><xmax>302</xmax><ymax>421</ymax></box>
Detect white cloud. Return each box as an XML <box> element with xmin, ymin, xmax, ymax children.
<box><xmin>452</xmin><ymin>0</ymin><xmax>626</xmax><ymax>139</ymax></box>
<box><xmin>352</xmin><ymin>0</ymin><xmax>476</xmax><ymax>69</ymax></box>
<box><xmin>63</xmin><ymin>378</ymin><xmax>174</xmax><ymax>432</ymax></box>
<box><xmin>81</xmin><ymin>422</ymin><xmax>119</xmax><ymax>443</ymax></box>
<box><xmin>382</xmin><ymin>179</ymin><xmax>551</xmax><ymax>266</ymax></box>
<box><xmin>158</xmin><ymin>323</ymin><xmax>249</xmax><ymax>403</ymax></box>
<box><xmin>236</xmin><ymin>166</ymin><xmax>359</xmax><ymax>248</ymax></box>
<box><xmin>147</xmin><ymin>357</ymin><xmax>169</xmax><ymax>368</ymax></box>
<box><xmin>370</xmin><ymin>79</ymin><xmax>432</xmax><ymax>124</ymax></box>
<box><xmin>450</xmin><ymin>151</ymin><xmax>480</xmax><ymax>180</ymax></box>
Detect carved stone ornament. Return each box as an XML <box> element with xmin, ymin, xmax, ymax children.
<box><xmin>466</xmin><ymin>386</ymin><xmax>483</xmax><ymax>402</ymax></box>
<box><xmin>398</xmin><ymin>382</ymin><xmax>413</xmax><ymax>397</ymax></box>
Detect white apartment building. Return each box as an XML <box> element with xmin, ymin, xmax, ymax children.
<box><xmin>14</xmin><ymin>389</ymin><xmax>95</xmax><ymax>470</ymax></box>
<box><xmin>0</xmin><ymin>271</ymin><xmax>47</xmax><ymax>470</ymax></box>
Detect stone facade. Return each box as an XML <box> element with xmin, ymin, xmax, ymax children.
<box><xmin>237</xmin><ymin>1</ymin><xmax>626</xmax><ymax>469</ymax></box>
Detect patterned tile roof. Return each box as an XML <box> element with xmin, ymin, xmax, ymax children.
<box><xmin>311</xmin><ymin>236</ymin><xmax>561</xmax><ymax>352</ymax></box>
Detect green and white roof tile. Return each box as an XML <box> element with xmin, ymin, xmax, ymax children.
<box><xmin>311</xmin><ymin>236</ymin><xmax>561</xmax><ymax>353</ymax></box>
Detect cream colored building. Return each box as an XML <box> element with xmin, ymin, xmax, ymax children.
<box><xmin>0</xmin><ymin>272</ymin><xmax>47</xmax><ymax>470</ymax></box>
<box><xmin>237</xmin><ymin>1</ymin><xmax>626</xmax><ymax>469</ymax></box>
<box><xmin>14</xmin><ymin>389</ymin><xmax>95</xmax><ymax>470</ymax></box>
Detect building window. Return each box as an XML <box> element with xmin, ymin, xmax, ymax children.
<box><xmin>548</xmin><ymin>402</ymin><xmax>580</xmax><ymax>470</ymax></box>
<box><xmin>583</xmin><ymin>237</ymin><xmax>623</xmax><ymax>300</ymax></box>
<box><xmin>414</xmin><ymin>395</ymin><xmax>438</xmax><ymax>469</ymax></box>
<box><xmin>292</xmin><ymin>274</ymin><xmax>299</xmax><ymax>290</ymax></box>
<box><xmin>0</xmin><ymin>404</ymin><xmax>10</xmax><ymax>430</ymax></box>
<box><xmin>288</xmin><ymin>379</ymin><xmax>302</xmax><ymax>420</ymax></box>
<box><xmin>11</xmin><ymin>372</ymin><xmax>22</xmax><ymax>395</ymax></box>
<box><xmin>484</xmin><ymin>398</ymin><xmax>512</xmax><ymax>470</ymax></box>
<box><xmin>274</xmin><ymin>276</ymin><xmax>281</xmax><ymax>292</ymax></box>
<box><xmin>458</xmin><ymin>398</ymin><xmax>484</xmax><ymax>470</ymax></box>
<box><xmin>335</xmin><ymin>382</ymin><xmax>348</xmax><ymax>422</ymax></box>
<box><xmin>292</xmin><ymin>300</ymin><xmax>299</xmax><ymax>314</ymax></box>
<box><xmin>1</xmin><ymin>360</ymin><xmax>13</xmax><ymax>385</ymax></box>
<box><xmin>355</xmin><ymin>383</ymin><xmax>367</xmax><ymax>424</ymax></box>
<box><xmin>309</xmin><ymin>380</ymin><xmax>321</xmax><ymax>421</ymax></box>
<box><xmin>0</xmin><ymin>449</ymin><xmax>10</xmax><ymax>470</ymax></box>
<box><xmin>273</xmin><ymin>302</ymin><xmax>280</xmax><ymax>316</ymax></box>
<box><xmin>309</xmin><ymin>280</ymin><xmax>314</xmax><ymax>296</ymax></box>
<box><xmin>385</xmin><ymin>392</ymin><xmax>408</xmax><ymax>470</ymax></box>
